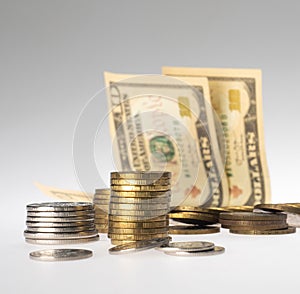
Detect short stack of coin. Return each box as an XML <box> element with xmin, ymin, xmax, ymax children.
<box><xmin>168</xmin><ymin>206</ymin><xmax>220</xmax><ymax>235</ymax></box>
<box><xmin>219</xmin><ymin>211</ymin><xmax>296</xmax><ymax>235</ymax></box>
<box><xmin>108</xmin><ymin>171</ymin><xmax>171</xmax><ymax>245</ymax></box>
<box><xmin>25</xmin><ymin>202</ymin><xmax>99</xmax><ymax>244</ymax></box>
<box><xmin>93</xmin><ymin>189</ymin><xmax>110</xmax><ymax>233</ymax></box>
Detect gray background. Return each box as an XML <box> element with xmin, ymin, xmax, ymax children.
<box><xmin>1</xmin><ymin>1</ymin><xmax>300</xmax><ymax>293</ymax></box>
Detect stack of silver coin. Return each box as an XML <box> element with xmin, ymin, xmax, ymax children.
<box><xmin>93</xmin><ymin>189</ymin><xmax>110</xmax><ymax>233</ymax></box>
<box><xmin>25</xmin><ymin>202</ymin><xmax>99</xmax><ymax>244</ymax></box>
<box><xmin>108</xmin><ymin>171</ymin><xmax>171</xmax><ymax>245</ymax></box>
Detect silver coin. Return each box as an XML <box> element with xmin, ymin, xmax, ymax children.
<box><xmin>109</xmin><ymin>237</ymin><xmax>171</xmax><ymax>255</ymax></box>
<box><xmin>164</xmin><ymin>246</ymin><xmax>225</xmax><ymax>257</ymax></box>
<box><xmin>110</xmin><ymin>196</ymin><xmax>170</xmax><ymax>204</ymax></box>
<box><xmin>29</xmin><ymin>249</ymin><xmax>93</xmax><ymax>261</ymax></box>
<box><xmin>156</xmin><ymin>241</ymin><xmax>215</xmax><ymax>252</ymax></box>
<box><xmin>26</xmin><ymin>225</ymin><xmax>96</xmax><ymax>233</ymax></box>
<box><xmin>27</xmin><ymin>211</ymin><xmax>95</xmax><ymax>218</ymax></box>
<box><xmin>26</xmin><ymin>216</ymin><xmax>95</xmax><ymax>223</ymax></box>
<box><xmin>25</xmin><ymin>235</ymin><xmax>99</xmax><ymax>245</ymax></box>
<box><xmin>24</xmin><ymin>230</ymin><xmax>99</xmax><ymax>240</ymax></box>
<box><xmin>26</xmin><ymin>202</ymin><xmax>93</xmax><ymax>212</ymax></box>
<box><xmin>110</xmin><ymin>171</ymin><xmax>171</xmax><ymax>179</ymax></box>
<box><xmin>26</xmin><ymin>221</ymin><xmax>94</xmax><ymax>227</ymax></box>
<box><xmin>109</xmin><ymin>203</ymin><xmax>170</xmax><ymax>211</ymax></box>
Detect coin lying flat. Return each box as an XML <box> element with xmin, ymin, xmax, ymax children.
<box><xmin>169</xmin><ymin>212</ymin><xmax>218</xmax><ymax>224</ymax></box>
<box><xmin>24</xmin><ymin>230</ymin><xmax>99</xmax><ymax>240</ymax></box>
<box><xmin>254</xmin><ymin>203</ymin><xmax>285</xmax><ymax>213</ymax></box>
<box><xmin>229</xmin><ymin>226</ymin><xmax>296</xmax><ymax>235</ymax></box>
<box><xmin>108</xmin><ymin>233</ymin><xmax>169</xmax><ymax>241</ymax></box>
<box><xmin>109</xmin><ymin>209</ymin><xmax>169</xmax><ymax>217</ymax></box>
<box><xmin>25</xmin><ymin>235</ymin><xmax>100</xmax><ymax>245</ymax></box>
<box><xmin>26</xmin><ymin>221</ymin><xmax>95</xmax><ymax>227</ymax></box>
<box><xmin>109</xmin><ymin>237</ymin><xmax>170</xmax><ymax>254</ymax></box>
<box><xmin>156</xmin><ymin>241</ymin><xmax>215</xmax><ymax>252</ymax></box>
<box><xmin>219</xmin><ymin>212</ymin><xmax>286</xmax><ymax>221</ymax></box>
<box><xmin>111</xmin><ymin>184</ymin><xmax>171</xmax><ymax>192</ymax></box>
<box><xmin>110</xmin><ymin>171</ymin><xmax>171</xmax><ymax>180</ymax></box>
<box><xmin>108</xmin><ymin>227</ymin><xmax>168</xmax><ymax>235</ymax></box>
<box><xmin>168</xmin><ymin>225</ymin><xmax>220</xmax><ymax>235</ymax></box>
<box><xmin>111</xmin><ymin>178</ymin><xmax>170</xmax><ymax>186</ymax></box>
<box><xmin>27</xmin><ymin>211</ymin><xmax>95</xmax><ymax>218</ymax></box>
<box><xmin>109</xmin><ymin>220</ymin><xmax>168</xmax><ymax>229</ymax></box>
<box><xmin>29</xmin><ymin>249</ymin><xmax>93</xmax><ymax>261</ymax></box>
<box><xmin>109</xmin><ymin>203</ymin><xmax>169</xmax><ymax>211</ymax></box>
<box><xmin>164</xmin><ymin>246</ymin><xmax>225</xmax><ymax>257</ymax></box>
<box><xmin>95</xmin><ymin>188</ymin><xmax>110</xmax><ymax>194</ymax></box>
<box><xmin>222</xmin><ymin>206</ymin><xmax>254</xmax><ymax>212</ymax></box>
<box><xmin>26</xmin><ymin>216</ymin><xmax>95</xmax><ymax>223</ymax></box>
<box><xmin>111</xmin><ymin>191</ymin><xmax>171</xmax><ymax>198</ymax></box>
<box><xmin>26</xmin><ymin>225</ymin><xmax>96</xmax><ymax>233</ymax></box>
<box><xmin>110</xmin><ymin>196</ymin><xmax>170</xmax><ymax>204</ymax></box>
<box><xmin>26</xmin><ymin>202</ymin><xmax>93</xmax><ymax>212</ymax></box>
<box><xmin>109</xmin><ymin>215</ymin><xmax>167</xmax><ymax>222</ymax></box>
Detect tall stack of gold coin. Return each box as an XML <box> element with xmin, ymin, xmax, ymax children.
<box><xmin>108</xmin><ymin>171</ymin><xmax>171</xmax><ymax>245</ymax></box>
<box><xmin>93</xmin><ymin>189</ymin><xmax>110</xmax><ymax>233</ymax></box>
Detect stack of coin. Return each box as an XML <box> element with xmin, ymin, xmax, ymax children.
<box><xmin>168</xmin><ymin>206</ymin><xmax>220</xmax><ymax>235</ymax></box>
<box><xmin>93</xmin><ymin>189</ymin><xmax>110</xmax><ymax>233</ymax></box>
<box><xmin>108</xmin><ymin>171</ymin><xmax>171</xmax><ymax>245</ymax></box>
<box><xmin>219</xmin><ymin>212</ymin><xmax>296</xmax><ymax>235</ymax></box>
<box><xmin>25</xmin><ymin>202</ymin><xmax>99</xmax><ymax>244</ymax></box>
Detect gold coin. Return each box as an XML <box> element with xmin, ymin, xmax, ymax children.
<box><xmin>111</xmin><ymin>178</ymin><xmax>170</xmax><ymax>186</ymax></box>
<box><xmin>109</xmin><ymin>203</ymin><xmax>169</xmax><ymax>211</ymax></box>
<box><xmin>110</xmin><ymin>196</ymin><xmax>170</xmax><ymax>204</ymax></box>
<box><xmin>111</xmin><ymin>190</ymin><xmax>171</xmax><ymax>198</ymax></box>
<box><xmin>95</xmin><ymin>188</ymin><xmax>110</xmax><ymax>194</ymax></box>
<box><xmin>253</xmin><ymin>203</ymin><xmax>285</xmax><ymax>213</ymax></box>
<box><xmin>229</xmin><ymin>226</ymin><xmax>296</xmax><ymax>235</ymax></box>
<box><xmin>171</xmin><ymin>206</ymin><xmax>208</xmax><ymax>213</ymax></box>
<box><xmin>109</xmin><ymin>209</ymin><xmax>169</xmax><ymax>217</ymax></box>
<box><xmin>168</xmin><ymin>225</ymin><xmax>220</xmax><ymax>235</ymax></box>
<box><xmin>108</xmin><ymin>227</ymin><xmax>168</xmax><ymax>234</ymax></box>
<box><xmin>222</xmin><ymin>206</ymin><xmax>254</xmax><ymax>212</ymax></box>
<box><xmin>219</xmin><ymin>212</ymin><xmax>286</xmax><ymax>221</ymax></box>
<box><xmin>109</xmin><ymin>215</ymin><xmax>167</xmax><ymax>222</ymax></box>
<box><xmin>279</xmin><ymin>204</ymin><xmax>300</xmax><ymax>214</ymax></box>
<box><xmin>109</xmin><ymin>220</ymin><xmax>168</xmax><ymax>229</ymax></box>
<box><xmin>108</xmin><ymin>233</ymin><xmax>168</xmax><ymax>241</ymax></box>
<box><xmin>111</xmin><ymin>171</ymin><xmax>171</xmax><ymax>179</ymax></box>
<box><xmin>111</xmin><ymin>184</ymin><xmax>171</xmax><ymax>192</ymax></box>
<box><xmin>224</xmin><ymin>224</ymin><xmax>288</xmax><ymax>230</ymax></box>
<box><xmin>220</xmin><ymin>219</ymin><xmax>287</xmax><ymax>227</ymax></box>
<box><xmin>169</xmin><ymin>212</ymin><xmax>218</xmax><ymax>224</ymax></box>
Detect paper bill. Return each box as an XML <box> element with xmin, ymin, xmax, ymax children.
<box><xmin>162</xmin><ymin>67</ymin><xmax>271</xmax><ymax>205</ymax></box>
<box><xmin>104</xmin><ymin>72</ymin><xmax>229</xmax><ymax>207</ymax></box>
<box><xmin>34</xmin><ymin>182</ymin><xmax>93</xmax><ymax>202</ymax></box>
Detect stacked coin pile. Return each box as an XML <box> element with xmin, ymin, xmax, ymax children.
<box><xmin>25</xmin><ymin>202</ymin><xmax>99</xmax><ymax>244</ymax></box>
<box><xmin>219</xmin><ymin>212</ymin><xmax>296</xmax><ymax>235</ymax></box>
<box><xmin>108</xmin><ymin>171</ymin><xmax>171</xmax><ymax>245</ymax></box>
<box><xmin>168</xmin><ymin>206</ymin><xmax>220</xmax><ymax>234</ymax></box>
<box><xmin>93</xmin><ymin>189</ymin><xmax>110</xmax><ymax>233</ymax></box>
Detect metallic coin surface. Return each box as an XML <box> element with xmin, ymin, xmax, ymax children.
<box><xmin>171</xmin><ymin>206</ymin><xmax>209</xmax><ymax>213</ymax></box>
<box><xmin>109</xmin><ymin>209</ymin><xmax>169</xmax><ymax>217</ymax></box>
<box><xmin>254</xmin><ymin>203</ymin><xmax>285</xmax><ymax>213</ymax></box>
<box><xmin>111</xmin><ymin>171</ymin><xmax>171</xmax><ymax>179</ymax></box>
<box><xmin>219</xmin><ymin>212</ymin><xmax>286</xmax><ymax>221</ymax></box>
<box><xmin>26</xmin><ymin>216</ymin><xmax>95</xmax><ymax>222</ymax></box>
<box><xmin>168</xmin><ymin>225</ymin><xmax>220</xmax><ymax>235</ymax></box>
<box><xmin>26</xmin><ymin>225</ymin><xmax>96</xmax><ymax>233</ymax></box>
<box><xmin>24</xmin><ymin>230</ymin><xmax>99</xmax><ymax>240</ymax></box>
<box><xmin>109</xmin><ymin>203</ymin><xmax>169</xmax><ymax>211</ymax></box>
<box><xmin>108</xmin><ymin>233</ymin><xmax>169</xmax><ymax>241</ymax></box>
<box><xmin>222</xmin><ymin>206</ymin><xmax>254</xmax><ymax>212</ymax></box>
<box><xmin>109</xmin><ymin>237</ymin><xmax>170</xmax><ymax>254</ymax></box>
<box><xmin>111</xmin><ymin>184</ymin><xmax>171</xmax><ymax>192</ymax></box>
<box><xmin>26</xmin><ymin>202</ymin><xmax>93</xmax><ymax>212</ymax></box>
<box><xmin>222</xmin><ymin>224</ymin><xmax>288</xmax><ymax>230</ymax></box>
<box><xmin>108</xmin><ymin>227</ymin><xmax>168</xmax><ymax>234</ymax></box>
<box><xmin>164</xmin><ymin>246</ymin><xmax>225</xmax><ymax>257</ymax></box>
<box><xmin>110</xmin><ymin>196</ymin><xmax>170</xmax><ymax>204</ymax></box>
<box><xmin>25</xmin><ymin>235</ymin><xmax>99</xmax><ymax>245</ymax></box>
<box><xmin>156</xmin><ymin>241</ymin><xmax>215</xmax><ymax>252</ymax></box>
<box><xmin>111</xmin><ymin>190</ymin><xmax>171</xmax><ymax>198</ymax></box>
<box><xmin>169</xmin><ymin>212</ymin><xmax>218</xmax><ymax>224</ymax></box>
<box><xmin>109</xmin><ymin>220</ymin><xmax>168</xmax><ymax>229</ymax></box>
<box><xmin>229</xmin><ymin>226</ymin><xmax>296</xmax><ymax>235</ymax></box>
<box><xmin>27</xmin><ymin>211</ymin><xmax>95</xmax><ymax>218</ymax></box>
<box><xmin>109</xmin><ymin>215</ymin><xmax>167</xmax><ymax>222</ymax></box>
<box><xmin>111</xmin><ymin>178</ymin><xmax>170</xmax><ymax>186</ymax></box>
<box><xmin>26</xmin><ymin>221</ymin><xmax>95</xmax><ymax>227</ymax></box>
<box><xmin>29</xmin><ymin>249</ymin><xmax>93</xmax><ymax>261</ymax></box>
<box><xmin>95</xmin><ymin>188</ymin><xmax>110</xmax><ymax>194</ymax></box>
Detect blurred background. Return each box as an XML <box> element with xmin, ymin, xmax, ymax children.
<box><xmin>1</xmin><ymin>0</ymin><xmax>300</xmax><ymax>217</ymax></box>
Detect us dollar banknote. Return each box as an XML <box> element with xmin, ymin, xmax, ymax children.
<box><xmin>104</xmin><ymin>72</ymin><xmax>229</xmax><ymax>207</ymax></box>
<box><xmin>162</xmin><ymin>67</ymin><xmax>271</xmax><ymax>206</ymax></box>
